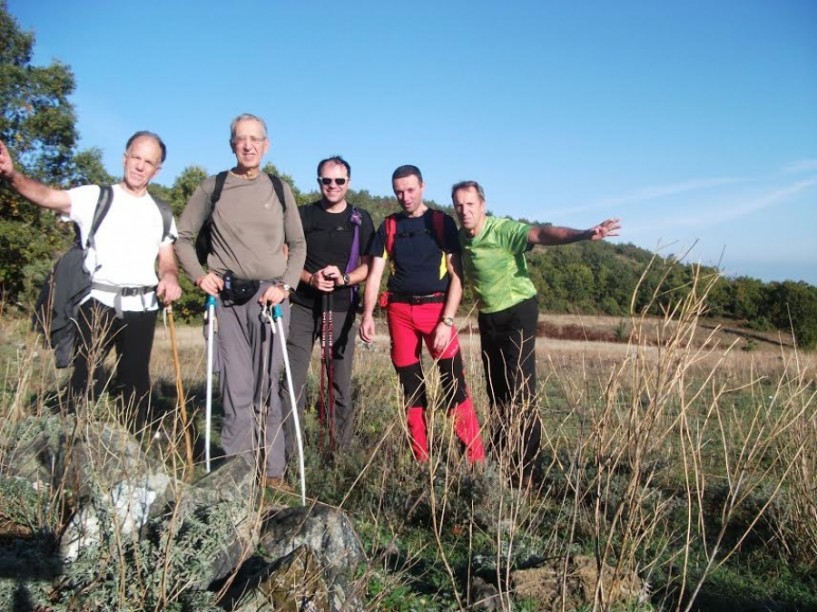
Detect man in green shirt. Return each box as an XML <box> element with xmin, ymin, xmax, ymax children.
<box><xmin>452</xmin><ymin>180</ymin><xmax>620</xmax><ymax>483</ymax></box>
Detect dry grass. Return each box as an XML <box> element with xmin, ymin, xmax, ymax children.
<box><xmin>2</xmin><ymin>264</ymin><xmax>817</xmax><ymax>610</ymax></box>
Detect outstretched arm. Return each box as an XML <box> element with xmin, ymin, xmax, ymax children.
<box><xmin>0</xmin><ymin>140</ymin><xmax>72</xmax><ymax>215</ymax></box>
<box><xmin>528</xmin><ymin>218</ymin><xmax>620</xmax><ymax>246</ymax></box>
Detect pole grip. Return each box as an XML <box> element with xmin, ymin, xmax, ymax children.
<box><xmin>206</xmin><ymin>295</ymin><xmax>217</xmax><ymax>308</ymax></box>
<box><xmin>272</xmin><ymin>304</ymin><xmax>283</xmax><ymax>320</ymax></box>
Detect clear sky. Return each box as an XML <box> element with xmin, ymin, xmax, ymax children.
<box><xmin>8</xmin><ymin>0</ymin><xmax>817</xmax><ymax>285</ymax></box>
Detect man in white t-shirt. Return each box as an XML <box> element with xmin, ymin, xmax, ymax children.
<box><xmin>0</xmin><ymin>132</ymin><xmax>182</xmax><ymax>431</ymax></box>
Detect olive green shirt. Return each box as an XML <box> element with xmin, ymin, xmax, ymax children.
<box><xmin>175</xmin><ymin>172</ymin><xmax>305</xmax><ymax>288</ymax></box>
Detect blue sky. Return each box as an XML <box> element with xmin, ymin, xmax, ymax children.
<box><xmin>8</xmin><ymin>0</ymin><xmax>817</xmax><ymax>284</ymax></box>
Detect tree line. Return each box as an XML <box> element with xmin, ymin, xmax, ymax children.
<box><xmin>1</xmin><ymin>1</ymin><xmax>815</xmax><ymax>349</ymax></box>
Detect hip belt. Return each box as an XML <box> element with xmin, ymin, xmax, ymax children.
<box><xmin>91</xmin><ymin>282</ymin><xmax>157</xmax><ymax>318</ymax></box>
<box><xmin>387</xmin><ymin>292</ymin><xmax>446</xmax><ymax>305</ymax></box>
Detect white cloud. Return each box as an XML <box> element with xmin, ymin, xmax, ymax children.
<box><xmin>782</xmin><ymin>159</ymin><xmax>817</xmax><ymax>174</ymax></box>
<box><xmin>596</xmin><ymin>176</ymin><xmax>744</xmax><ymax>208</ymax></box>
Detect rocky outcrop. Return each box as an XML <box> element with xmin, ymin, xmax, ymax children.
<box><xmin>2</xmin><ymin>417</ymin><xmax>366</xmax><ymax>610</ymax></box>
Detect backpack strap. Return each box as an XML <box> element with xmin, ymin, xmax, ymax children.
<box><xmin>431</xmin><ymin>209</ymin><xmax>446</xmax><ymax>250</ymax></box>
<box><xmin>152</xmin><ymin>195</ymin><xmax>173</xmax><ymax>241</ymax></box>
<box><xmin>209</xmin><ymin>170</ymin><xmax>230</xmax><ymax>213</ymax></box>
<box><xmin>384</xmin><ymin>213</ymin><xmax>398</xmax><ymax>259</ymax></box>
<box><xmin>344</xmin><ymin>207</ymin><xmax>363</xmax><ymax>306</ymax></box>
<box><xmin>345</xmin><ymin>206</ymin><xmax>362</xmax><ymax>273</ymax></box>
<box><xmin>268</xmin><ymin>174</ymin><xmax>287</xmax><ymax>213</ymax></box>
<box><xmin>85</xmin><ymin>185</ymin><xmax>113</xmax><ymax>250</ymax></box>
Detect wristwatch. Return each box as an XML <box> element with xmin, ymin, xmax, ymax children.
<box><xmin>280</xmin><ymin>283</ymin><xmax>293</xmax><ymax>293</ymax></box>
<box><xmin>342</xmin><ymin>273</ymin><xmax>351</xmax><ymax>286</ymax></box>
<box><xmin>442</xmin><ymin>316</ymin><xmax>454</xmax><ymax>327</ymax></box>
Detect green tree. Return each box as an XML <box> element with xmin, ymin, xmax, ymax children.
<box><xmin>0</xmin><ymin>1</ymin><xmax>76</xmax><ymax>183</ymax></box>
<box><xmin>262</xmin><ymin>161</ymin><xmax>305</xmax><ymax>204</ymax></box>
<box><xmin>0</xmin><ymin>1</ymin><xmax>81</xmax><ymax>301</ymax></box>
<box><xmin>70</xmin><ymin>146</ymin><xmax>116</xmax><ymax>186</ymax></box>
<box><xmin>563</xmin><ymin>262</ymin><xmax>594</xmax><ymax>311</ymax></box>
<box><xmin>731</xmin><ymin>276</ymin><xmax>766</xmax><ymax>322</ymax></box>
<box><xmin>764</xmin><ymin>281</ymin><xmax>817</xmax><ymax>350</ymax></box>
<box><xmin>167</xmin><ymin>165</ymin><xmax>207</xmax><ymax>216</ymax></box>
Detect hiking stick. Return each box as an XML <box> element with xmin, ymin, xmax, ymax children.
<box><xmin>166</xmin><ymin>305</ymin><xmax>194</xmax><ymax>478</ymax></box>
<box><xmin>269</xmin><ymin>304</ymin><xmax>306</xmax><ymax>506</ymax></box>
<box><xmin>204</xmin><ymin>295</ymin><xmax>217</xmax><ymax>473</ymax></box>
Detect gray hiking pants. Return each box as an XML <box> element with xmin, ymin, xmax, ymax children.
<box><xmin>215</xmin><ymin>284</ymin><xmax>290</xmax><ymax>478</ymax></box>
<box><xmin>281</xmin><ymin>300</ymin><xmax>358</xmax><ymax>460</ymax></box>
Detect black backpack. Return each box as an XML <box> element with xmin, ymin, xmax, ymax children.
<box><xmin>195</xmin><ymin>171</ymin><xmax>287</xmax><ymax>265</ymax></box>
<box><xmin>34</xmin><ymin>186</ymin><xmax>172</xmax><ymax>368</ymax></box>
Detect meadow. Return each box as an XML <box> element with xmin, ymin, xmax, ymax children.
<box><xmin>1</xmin><ymin>269</ymin><xmax>816</xmax><ymax>611</ymax></box>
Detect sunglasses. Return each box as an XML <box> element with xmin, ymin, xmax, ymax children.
<box><xmin>319</xmin><ymin>177</ymin><xmax>347</xmax><ymax>186</ymax></box>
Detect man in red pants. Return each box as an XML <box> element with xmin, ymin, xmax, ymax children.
<box><xmin>359</xmin><ymin>165</ymin><xmax>484</xmax><ymax>464</ymax></box>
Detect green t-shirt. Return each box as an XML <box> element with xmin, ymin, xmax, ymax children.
<box><xmin>459</xmin><ymin>216</ymin><xmax>537</xmax><ymax>314</ymax></box>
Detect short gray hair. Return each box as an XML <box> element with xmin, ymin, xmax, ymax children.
<box><xmin>230</xmin><ymin>113</ymin><xmax>268</xmax><ymax>142</ymax></box>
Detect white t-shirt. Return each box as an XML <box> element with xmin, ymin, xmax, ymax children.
<box><xmin>68</xmin><ymin>184</ymin><xmax>177</xmax><ymax>312</ymax></box>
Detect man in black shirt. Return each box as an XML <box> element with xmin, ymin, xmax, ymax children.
<box><xmin>282</xmin><ymin>155</ymin><xmax>374</xmax><ymax>459</ymax></box>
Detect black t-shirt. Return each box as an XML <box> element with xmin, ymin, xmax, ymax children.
<box><xmin>291</xmin><ymin>201</ymin><xmax>375</xmax><ymax>312</ymax></box>
<box><xmin>368</xmin><ymin>208</ymin><xmax>460</xmax><ymax>295</ymax></box>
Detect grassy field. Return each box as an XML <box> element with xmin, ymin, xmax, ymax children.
<box><xmin>2</xmin><ymin>274</ymin><xmax>816</xmax><ymax>610</ymax></box>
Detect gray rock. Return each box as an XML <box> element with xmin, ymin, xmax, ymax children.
<box><xmin>255</xmin><ymin>505</ymin><xmax>366</xmax><ymax>611</ymax></box>
<box><xmin>469</xmin><ymin>576</ymin><xmax>501</xmax><ymax>610</ymax></box>
<box><xmin>6</xmin><ymin>416</ymin><xmax>369</xmax><ymax>612</ymax></box>
<box><xmin>231</xmin><ymin>545</ymin><xmax>329</xmax><ymax>612</ymax></box>
<box><xmin>177</xmin><ymin>457</ymin><xmax>263</xmax><ymax>588</ymax></box>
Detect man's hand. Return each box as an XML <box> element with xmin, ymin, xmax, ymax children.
<box><xmin>0</xmin><ymin>140</ymin><xmax>15</xmax><ymax>180</ymax></box>
<box><xmin>157</xmin><ymin>276</ymin><xmax>182</xmax><ymax>305</ymax></box>
<box><xmin>196</xmin><ymin>272</ymin><xmax>224</xmax><ymax>296</ymax></box>
<box><xmin>310</xmin><ymin>266</ymin><xmax>342</xmax><ymax>292</ymax></box>
<box><xmin>589</xmin><ymin>218</ymin><xmax>621</xmax><ymax>240</ymax></box>
<box><xmin>432</xmin><ymin>322</ymin><xmax>453</xmax><ymax>355</ymax></box>
<box><xmin>259</xmin><ymin>284</ymin><xmax>289</xmax><ymax>306</ymax></box>
<box><xmin>359</xmin><ymin>313</ymin><xmax>376</xmax><ymax>343</ymax></box>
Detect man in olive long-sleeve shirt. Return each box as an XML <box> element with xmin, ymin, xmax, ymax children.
<box><xmin>175</xmin><ymin>113</ymin><xmax>306</xmax><ymax>488</ymax></box>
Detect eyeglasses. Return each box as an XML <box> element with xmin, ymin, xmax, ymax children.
<box><xmin>319</xmin><ymin>177</ymin><xmax>347</xmax><ymax>186</ymax></box>
<box><xmin>232</xmin><ymin>135</ymin><xmax>266</xmax><ymax>145</ymax></box>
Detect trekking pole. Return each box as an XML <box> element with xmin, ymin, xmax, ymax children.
<box><xmin>318</xmin><ymin>294</ymin><xmax>327</xmax><ymax>448</ymax></box>
<box><xmin>317</xmin><ymin>292</ymin><xmax>337</xmax><ymax>451</ymax></box>
<box><xmin>266</xmin><ymin>303</ymin><xmax>306</xmax><ymax>506</ymax></box>
<box><xmin>165</xmin><ymin>305</ymin><xmax>195</xmax><ymax>479</ymax></box>
<box><xmin>204</xmin><ymin>295</ymin><xmax>217</xmax><ymax>473</ymax></box>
